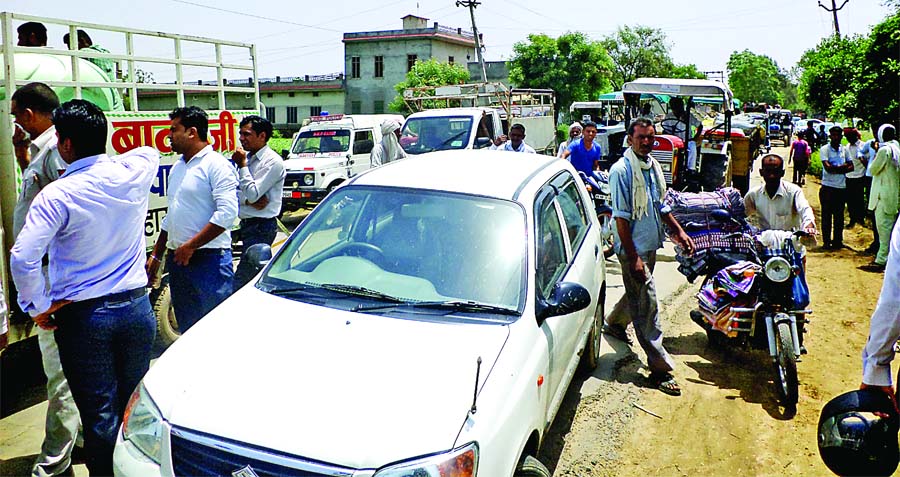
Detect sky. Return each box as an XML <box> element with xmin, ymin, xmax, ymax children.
<box><xmin>5</xmin><ymin>0</ymin><xmax>894</xmax><ymax>84</ymax></box>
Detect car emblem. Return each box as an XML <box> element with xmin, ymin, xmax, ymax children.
<box><xmin>232</xmin><ymin>465</ymin><xmax>260</xmax><ymax>477</ymax></box>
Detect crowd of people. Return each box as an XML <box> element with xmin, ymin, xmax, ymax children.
<box><xmin>2</xmin><ymin>81</ymin><xmax>286</xmax><ymax>475</ymax></box>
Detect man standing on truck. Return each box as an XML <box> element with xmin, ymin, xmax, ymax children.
<box><xmin>561</xmin><ymin>121</ymin><xmax>601</xmax><ymax>176</ymax></box>
<box><xmin>490</xmin><ymin>123</ymin><xmax>536</xmax><ymax>153</ymax></box>
<box><xmin>147</xmin><ymin>106</ymin><xmax>238</xmax><ymax>332</ymax></box>
<box><xmin>17</xmin><ymin>22</ymin><xmax>47</xmax><ymax>47</ymax></box>
<box><xmin>10</xmin><ymin>83</ymin><xmax>82</xmax><ymax>477</ymax></box>
<box><xmin>11</xmin><ymin>100</ymin><xmax>159</xmax><ymax>477</ymax></box>
<box><xmin>371</xmin><ymin>118</ymin><xmax>407</xmax><ymax>165</ymax></box>
<box><xmin>232</xmin><ymin>115</ymin><xmax>285</xmax><ymax>290</ymax></box>
<box><xmin>63</xmin><ymin>30</ymin><xmax>115</xmax><ymax>80</ymax></box>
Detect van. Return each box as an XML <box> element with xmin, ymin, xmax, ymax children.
<box><xmin>281</xmin><ymin>114</ymin><xmax>403</xmax><ymax>211</ymax></box>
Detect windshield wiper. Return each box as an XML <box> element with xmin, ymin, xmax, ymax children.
<box><xmin>264</xmin><ymin>283</ymin><xmax>330</xmax><ymax>296</ymax></box>
<box><xmin>437</xmin><ymin>130</ymin><xmax>468</xmax><ymax>150</ymax></box>
<box><xmin>354</xmin><ymin>300</ymin><xmax>520</xmax><ymax>315</ymax></box>
<box><xmin>316</xmin><ymin>283</ymin><xmax>405</xmax><ymax>303</ymax></box>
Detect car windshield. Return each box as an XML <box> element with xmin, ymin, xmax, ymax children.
<box><xmin>259</xmin><ymin>186</ymin><xmax>526</xmax><ymax>315</ymax></box>
<box><xmin>291</xmin><ymin>129</ymin><xmax>350</xmax><ymax>154</ymax></box>
<box><xmin>400</xmin><ymin>116</ymin><xmax>473</xmax><ymax>154</ymax></box>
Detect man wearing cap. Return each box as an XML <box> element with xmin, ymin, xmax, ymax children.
<box><xmin>371</xmin><ymin>119</ymin><xmax>406</xmax><ymax>166</ymax></box>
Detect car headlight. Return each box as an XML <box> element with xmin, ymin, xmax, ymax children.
<box><xmin>303</xmin><ymin>174</ymin><xmax>315</xmax><ymax>186</ymax></box>
<box><xmin>764</xmin><ymin>256</ymin><xmax>792</xmax><ymax>283</ymax></box>
<box><xmin>122</xmin><ymin>383</ymin><xmax>165</xmax><ymax>464</ymax></box>
<box><xmin>373</xmin><ymin>442</ymin><xmax>477</xmax><ymax>477</ymax></box>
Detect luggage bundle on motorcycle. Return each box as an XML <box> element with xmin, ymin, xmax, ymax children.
<box><xmin>663</xmin><ymin>187</ymin><xmax>756</xmax><ymax>281</ymax></box>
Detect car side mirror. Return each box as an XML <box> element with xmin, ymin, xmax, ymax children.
<box><xmin>474</xmin><ymin>137</ymin><xmax>492</xmax><ymax>149</ymax></box>
<box><xmin>536</xmin><ymin>282</ymin><xmax>592</xmax><ymax>323</ymax></box>
<box><xmin>281</xmin><ymin>149</ymin><xmax>289</xmax><ymax>159</ymax></box>
<box><xmin>244</xmin><ymin>243</ymin><xmax>273</xmax><ymax>276</ymax></box>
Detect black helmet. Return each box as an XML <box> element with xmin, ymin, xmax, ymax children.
<box><xmin>818</xmin><ymin>389</ymin><xmax>900</xmax><ymax>476</ymax></box>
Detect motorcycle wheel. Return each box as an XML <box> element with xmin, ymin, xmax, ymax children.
<box><xmin>773</xmin><ymin>321</ymin><xmax>799</xmax><ymax>407</ymax></box>
<box><xmin>598</xmin><ymin>214</ymin><xmax>615</xmax><ymax>258</ymax></box>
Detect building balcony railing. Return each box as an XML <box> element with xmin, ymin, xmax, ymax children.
<box><xmin>344</xmin><ymin>23</ymin><xmax>475</xmax><ymax>41</ymax></box>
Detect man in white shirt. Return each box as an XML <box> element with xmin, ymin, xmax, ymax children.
<box><xmin>845</xmin><ymin>129</ymin><xmax>867</xmax><ymax>229</ymax></box>
<box><xmin>490</xmin><ymin>124</ymin><xmax>536</xmax><ymax>153</ymax></box>
<box><xmin>232</xmin><ymin>115</ymin><xmax>285</xmax><ymax>290</ymax></box>
<box><xmin>10</xmin><ymin>82</ymin><xmax>81</xmax><ymax>477</ymax></box>
<box><xmin>147</xmin><ymin>106</ymin><xmax>238</xmax><ymax>332</ymax></box>
<box><xmin>819</xmin><ymin>126</ymin><xmax>854</xmax><ymax>249</ymax></box>
<box><xmin>744</xmin><ymin>154</ymin><xmax>818</xmax><ymax>237</ymax></box>
<box><xmin>860</xmin><ymin>216</ymin><xmax>900</xmax><ymax>401</ymax></box>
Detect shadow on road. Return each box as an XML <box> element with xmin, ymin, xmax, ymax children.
<box><xmin>665</xmin><ymin>331</ymin><xmax>797</xmax><ymax>420</ymax></box>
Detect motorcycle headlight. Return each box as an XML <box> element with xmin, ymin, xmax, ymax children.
<box><xmin>374</xmin><ymin>442</ymin><xmax>478</xmax><ymax>477</ymax></box>
<box><xmin>764</xmin><ymin>256</ymin><xmax>792</xmax><ymax>283</ymax></box>
<box><xmin>122</xmin><ymin>383</ymin><xmax>165</xmax><ymax>464</ymax></box>
<box><xmin>303</xmin><ymin>174</ymin><xmax>315</xmax><ymax>186</ymax></box>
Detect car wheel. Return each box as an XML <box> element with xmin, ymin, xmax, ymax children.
<box><xmin>153</xmin><ymin>283</ymin><xmax>180</xmax><ymax>347</ymax></box>
<box><xmin>515</xmin><ymin>455</ymin><xmax>551</xmax><ymax>477</ymax></box>
<box><xmin>579</xmin><ymin>282</ymin><xmax>605</xmax><ymax>374</ymax></box>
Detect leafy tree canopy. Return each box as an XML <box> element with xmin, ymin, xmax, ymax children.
<box><xmin>727</xmin><ymin>49</ymin><xmax>784</xmax><ymax>105</ymax></box>
<box><xmin>509</xmin><ymin>32</ymin><xmax>613</xmax><ymax>110</ymax></box>
<box><xmin>797</xmin><ymin>34</ymin><xmax>870</xmax><ymax>119</ymax></box>
<box><xmin>389</xmin><ymin>58</ymin><xmax>470</xmax><ymax>114</ymax></box>
<box><xmin>602</xmin><ymin>25</ymin><xmax>676</xmax><ymax>90</ymax></box>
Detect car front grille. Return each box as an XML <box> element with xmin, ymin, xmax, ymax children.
<box><xmin>653</xmin><ymin>150</ymin><xmax>674</xmax><ymax>184</ymax></box>
<box><xmin>170</xmin><ymin>426</ymin><xmax>353</xmax><ymax>477</ymax></box>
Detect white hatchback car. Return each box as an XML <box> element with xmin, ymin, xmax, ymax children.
<box><xmin>114</xmin><ymin>151</ymin><xmax>607</xmax><ymax>477</ymax></box>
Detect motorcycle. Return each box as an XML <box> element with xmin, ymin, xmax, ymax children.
<box><xmin>689</xmin><ymin>212</ymin><xmax>812</xmax><ymax>408</ymax></box>
<box><xmin>579</xmin><ymin>171</ymin><xmax>615</xmax><ymax>258</ymax></box>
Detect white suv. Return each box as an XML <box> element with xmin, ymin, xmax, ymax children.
<box><xmin>114</xmin><ymin>151</ymin><xmax>607</xmax><ymax>477</ymax></box>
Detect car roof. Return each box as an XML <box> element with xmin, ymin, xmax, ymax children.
<box><xmin>623</xmin><ymin>78</ymin><xmax>734</xmax><ymax>108</ymax></box>
<box><xmin>350</xmin><ymin>150</ymin><xmax>561</xmax><ymax>201</ymax></box>
<box><xmin>405</xmin><ymin>108</ymin><xmax>495</xmax><ymax>119</ymax></box>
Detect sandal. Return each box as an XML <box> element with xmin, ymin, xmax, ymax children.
<box><xmin>602</xmin><ymin>324</ymin><xmax>632</xmax><ymax>345</ymax></box>
<box><xmin>650</xmin><ymin>372</ymin><xmax>681</xmax><ymax>396</ymax></box>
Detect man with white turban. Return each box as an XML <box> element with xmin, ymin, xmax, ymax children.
<box><xmin>371</xmin><ymin>119</ymin><xmax>406</xmax><ymax>166</ymax></box>
<box><xmin>862</xmin><ymin>124</ymin><xmax>900</xmax><ymax>272</ymax></box>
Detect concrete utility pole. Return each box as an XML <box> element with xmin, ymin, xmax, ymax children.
<box><xmin>456</xmin><ymin>0</ymin><xmax>488</xmax><ymax>83</ymax></box>
<box><xmin>819</xmin><ymin>0</ymin><xmax>850</xmax><ymax>38</ymax></box>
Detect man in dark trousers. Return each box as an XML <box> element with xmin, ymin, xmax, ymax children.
<box><xmin>11</xmin><ymin>100</ymin><xmax>160</xmax><ymax>475</ymax></box>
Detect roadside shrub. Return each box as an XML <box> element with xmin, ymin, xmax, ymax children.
<box><xmin>807</xmin><ymin>149</ymin><xmax>822</xmax><ymax>177</ymax></box>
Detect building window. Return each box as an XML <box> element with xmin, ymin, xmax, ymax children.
<box><xmin>407</xmin><ymin>54</ymin><xmax>418</xmax><ymax>72</ymax></box>
<box><xmin>374</xmin><ymin>56</ymin><xmax>384</xmax><ymax>78</ymax></box>
<box><xmin>448</xmin><ymin>56</ymin><xmax>454</xmax><ymax>65</ymax></box>
<box><xmin>310</xmin><ymin>106</ymin><xmax>322</xmax><ymax>117</ymax></box>
<box><xmin>266</xmin><ymin>92</ymin><xmax>273</xmax><ymax>98</ymax></box>
<box><xmin>286</xmin><ymin>106</ymin><xmax>298</xmax><ymax>124</ymax></box>
<box><xmin>288</xmin><ymin>92</ymin><xmax>295</xmax><ymax>97</ymax></box>
<box><xmin>312</xmin><ymin>92</ymin><xmax>320</xmax><ymax>97</ymax></box>
<box><xmin>373</xmin><ymin>100</ymin><xmax>384</xmax><ymax>114</ymax></box>
<box><xmin>351</xmin><ymin>101</ymin><xmax>362</xmax><ymax>114</ymax></box>
<box><xmin>351</xmin><ymin>56</ymin><xmax>360</xmax><ymax>78</ymax></box>
<box><xmin>265</xmin><ymin>106</ymin><xmax>276</xmax><ymax>122</ymax></box>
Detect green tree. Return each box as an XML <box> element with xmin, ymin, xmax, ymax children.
<box><xmin>797</xmin><ymin>34</ymin><xmax>869</xmax><ymax>119</ymax></box>
<box><xmin>668</xmin><ymin>63</ymin><xmax>706</xmax><ymax>80</ymax></box>
<box><xmin>854</xmin><ymin>12</ymin><xmax>899</xmax><ymax>128</ymax></box>
<box><xmin>389</xmin><ymin>58</ymin><xmax>470</xmax><ymax>114</ymax></box>
<box><xmin>509</xmin><ymin>32</ymin><xmax>613</xmax><ymax>110</ymax></box>
<box><xmin>602</xmin><ymin>25</ymin><xmax>675</xmax><ymax>89</ymax></box>
<box><xmin>727</xmin><ymin>50</ymin><xmax>783</xmax><ymax>105</ymax></box>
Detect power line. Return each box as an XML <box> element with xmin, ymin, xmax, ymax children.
<box><xmin>171</xmin><ymin>0</ymin><xmax>344</xmax><ymax>33</ymax></box>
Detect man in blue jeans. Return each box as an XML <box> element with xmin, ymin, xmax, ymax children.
<box><xmin>10</xmin><ymin>100</ymin><xmax>160</xmax><ymax>476</ymax></box>
<box><xmin>232</xmin><ymin>115</ymin><xmax>285</xmax><ymax>290</ymax></box>
<box><xmin>147</xmin><ymin>106</ymin><xmax>238</xmax><ymax>332</ymax></box>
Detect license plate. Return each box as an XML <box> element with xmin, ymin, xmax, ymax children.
<box><xmin>282</xmin><ymin>191</ymin><xmax>292</xmax><ymax>198</ymax></box>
